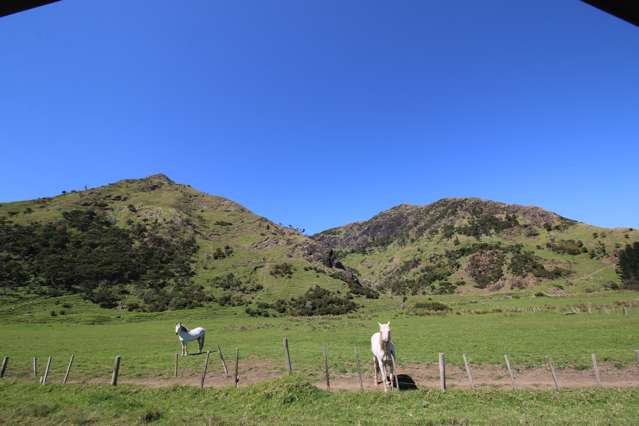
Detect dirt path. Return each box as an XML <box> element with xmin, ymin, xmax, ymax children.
<box><xmin>60</xmin><ymin>361</ymin><xmax>639</xmax><ymax>391</ymax></box>
<box><xmin>323</xmin><ymin>363</ymin><xmax>639</xmax><ymax>391</ymax></box>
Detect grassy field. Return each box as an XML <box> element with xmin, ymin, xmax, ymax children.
<box><xmin>1</xmin><ymin>376</ymin><xmax>639</xmax><ymax>425</ymax></box>
<box><xmin>1</xmin><ymin>291</ymin><xmax>638</xmax><ymax>383</ymax></box>
<box><xmin>1</xmin><ymin>291</ymin><xmax>639</xmax><ymax>424</ymax></box>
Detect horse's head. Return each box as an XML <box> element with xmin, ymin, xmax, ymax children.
<box><xmin>175</xmin><ymin>323</ymin><xmax>183</xmax><ymax>335</ymax></box>
<box><xmin>378</xmin><ymin>321</ymin><xmax>391</xmax><ymax>343</ymax></box>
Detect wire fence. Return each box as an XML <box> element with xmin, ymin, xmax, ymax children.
<box><xmin>2</xmin><ymin>341</ymin><xmax>638</xmax><ymax>392</ymax></box>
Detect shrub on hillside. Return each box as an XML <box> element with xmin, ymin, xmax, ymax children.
<box><xmin>508</xmin><ymin>249</ymin><xmax>569</xmax><ymax>279</ymax></box>
<box><xmin>524</xmin><ymin>226</ymin><xmax>540</xmax><ymax>237</ymax></box>
<box><xmin>271</xmin><ymin>262</ymin><xmax>295</xmax><ymax>278</ymax></box>
<box><xmin>276</xmin><ymin>286</ymin><xmax>358</xmax><ymax>316</ymax></box>
<box><xmin>546</xmin><ymin>239</ymin><xmax>584</xmax><ymax>255</ymax></box>
<box><xmin>466</xmin><ymin>250</ymin><xmax>505</xmax><ymax>288</ymax></box>
<box><xmin>617</xmin><ymin>242</ymin><xmax>639</xmax><ymax>289</ymax></box>
<box><xmin>429</xmin><ymin>280</ymin><xmax>457</xmax><ymax>295</ymax></box>
<box><xmin>210</xmin><ymin>273</ymin><xmax>262</xmax><ymax>294</ymax></box>
<box><xmin>89</xmin><ymin>282</ymin><xmax>120</xmax><ymax>309</ymax></box>
<box><xmin>458</xmin><ymin>214</ymin><xmax>519</xmax><ymax>239</ymax></box>
<box><xmin>0</xmin><ymin>210</ymin><xmax>199</xmax><ymax>312</ymax></box>
<box><xmin>216</xmin><ymin>292</ymin><xmax>246</xmax><ymax>307</ymax></box>
<box><xmin>410</xmin><ymin>301</ymin><xmax>451</xmax><ymax>315</ymax></box>
<box><xmin>509</xmin><ymin>250</ymin><xmax>545</xmax><ymax>277</ymax></box>
<box><xmin>245</xmin><ymin>304</ymin><xmax>271</xmax><ymax>317</ymax></box>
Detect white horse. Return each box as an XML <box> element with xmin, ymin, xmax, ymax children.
<box><xmin>175</xmin><ymin>322</ymin><xmax>206</xmax><ymax>356</ymax></box>
<box><xmin>371</xmin><ymin>321</ymin><xmax>397</xmax><ymax>391</ymax></box>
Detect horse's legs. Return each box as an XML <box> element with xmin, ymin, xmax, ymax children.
<box><xmin>389</xmin><ymin>359</ymin><xmax>395</xmax><ymax>390</ymax></box>
<box><xmin>372</xmin><ymin>357</ymin><xmax>378</xmax><ymax>386</ymax></box>
<box><xmin>390</xmin><ymin>353</ymin><xmax>399</xmax><ymax>390</ymax></box>
<box><xmin>378</xmin><ymin>358</ymin><xmax>388</xmax><ymax>392</ymax></box>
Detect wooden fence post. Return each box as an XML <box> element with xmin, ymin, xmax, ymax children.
<box><xmin>545</xmin><ymin>356</ymin><xmax>560</xmax><ymax>390</ymax></box>
<box><xmin>462</xmin><ymin>353</ymin><xmax>474</xmax><ymax>388</ymax></box>
<box><xmin>234</xmin><ymin>348</ymin><xmax>239</xmax><ymax>388</ymax></box>
<box><xmin>504</xmin><ymin>354</ymin><xmax>516</xmax><ymax>390</ymax></box>
<box><xmin>0</xmin><ymin>356</ymin><xmax>8</xmax><ymax>378</ymax></box>
<box><xmin>200</xmin><ymin>350</ymin><xmax>211</xmax><ymax>389</ymax></box>
<box><xmin>283</xmin><ymin>337</ymin><xmax>292</xmax><ymax>374</ymax></box>
<box><xmin>322</xmin><ymin>346</ymin><xmax>330</xmax><ymax>391</ymax></box>
<box><xmin>174</xmin><ymin>353</ymin><xmax>179</xmax><ymax>378</ymax></box>
<box><xmin>41</xmin><ymin>356</ymin><xmax>52</xmax><ymax>385</ymax></box>
<box><xmin>354</xmin><ymin>346</ymin><xmax>364</xmax><ymax>392</ymax></box>
<box><xmin>438</xmin><ymin>353</ymin><xmax>446</xmax><ymax>391</ymax></box>
<box><xmin>218</xmin><ymin>345</ymin><xmax>229</xmax><ymax>378</ymax></box>
<box><xmin>62</xmin><ymin>354</ymin><xmax>74</xmax><ymax>384</ymax></box>
<box><xmin>111</xmin><ymin>355</ymin><xmax>121</xmax><ymax>386</ymax></box>
<box><xmin>32</xmin><ymin>357</ymin><xmax>37</xmax><ymax>379</ymax></box>
<box><xmin>591</xmin><ymin>353</ymin><xmax>601</xmax><ymax>386</ymax></box>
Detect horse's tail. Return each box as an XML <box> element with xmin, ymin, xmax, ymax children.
<box><xmin>199</xmin><ymin>333</ymin><xmax>205</xmax><ymax>352</ymax></box>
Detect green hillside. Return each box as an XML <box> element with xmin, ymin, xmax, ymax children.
<box><xmin>2</xmin><ymin>177</ymin><xmax>638</xmax><ymax>313</ymax></box>
<box><xmin>0</xmin><ymin>174</ymin><xmax>367</xmax><ymax>312</ymax></box>
<box><xmin>313</xmin><ymin>198</ymin><xmax>639</xmax><ymax>296</ymax></box>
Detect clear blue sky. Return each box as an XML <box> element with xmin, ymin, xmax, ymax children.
<box><xmin>1</xmin><ymin>1</ymin><xmax>638</xmax><ymax>234</ymax></box>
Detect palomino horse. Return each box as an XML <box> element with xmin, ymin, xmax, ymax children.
<box><xmin>175</xmin><ymin>323</ymin><xmax>206</xmax><ymax>356</ymax></box>
<box><xmin>371</xmin><ymin>321</ymin><xmax>398</xmax><ymax>391</ymax></box>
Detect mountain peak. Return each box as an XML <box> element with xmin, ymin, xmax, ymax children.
<box><xmin>142</xmin><ymin>173</ymin><xmax>174</xmax><ymax>184</ymax></box>
<box><xmin>312</xmin><ymin>197</ymin><xmax>576</xmax><ymax>253</ymax></box>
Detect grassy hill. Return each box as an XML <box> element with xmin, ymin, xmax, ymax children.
<box><xmin>313</xmin><ymin>198</ymin><xmax>639</xmax><ymax>296</ymax></box>
<box><xmin>0</xmin><ymin>174</ymin><xmax>366</xmax><ymax>312</ymax></box>
<box><xmin>2</xmin><ymin>177</ymin><xmax>638</xmax><ymax>313</ymax></box>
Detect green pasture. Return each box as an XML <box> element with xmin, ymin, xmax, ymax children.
<box><xmin>1</xmin><ymin>291</ymin><xmax>638</xmax><ymax>383</ymax></box>
<box><xmin>1</xmin><ymin>377</ymin><xmax>638</xmax><ymax>425</ymax></box>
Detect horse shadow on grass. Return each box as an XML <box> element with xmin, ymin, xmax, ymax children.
<box><xmin>185</xmin><ymin>349</ymin><xmax>216</xmax><ymax>357</ymax></box>
<box><xmin>395</xmin><ymin>374</ymin><xmax>418</xmax><ymax>391</ymax></box>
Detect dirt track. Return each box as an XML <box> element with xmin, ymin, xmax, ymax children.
<box><xmin>77</xmin><ymin>360</ymin><xmax>639</xmax><ymax>391</ymax></box>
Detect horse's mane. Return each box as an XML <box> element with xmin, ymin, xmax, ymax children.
<box><xmin>179</xmin><ymin>324</ymin><xmax>188</xmax><ymax>333</ymax></box>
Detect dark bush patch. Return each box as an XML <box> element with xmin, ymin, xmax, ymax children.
<box><xmin>216</xmin><ymin>292</ymin><xmax>246</xmax><ymax>307</ymax></box>
<box><xmin>508</xmin><ymin>249</ymin><xmax>568</xmax><ymax>280</ymax></box>
<box><xmin>211</xmin><ymin>245</ymin><xmax>234</xmax><ymax>260</ymax></box>
<box><xmin>414</xmin><ymin>301</ymin><xmax>450</xmax><ymax>311</ymax></box>
<box><xmin>617</xmin><ymin>242</ymin><xmax>639</xmax><ymax>289</ymax></box>
<box><xmin>140</xmin><ymin>410</ymin><xmax>161</xmax><ymax>423</ymax></box>
<box><xmin>509</xmin><ymin>250</ymin><xmax>546</xmax><ymax>277</ymax></box>
<box><xmin>457</xmin><ymin>214</ymin><xmax>519</xmax><ymax>239</ymax></box>
<box><xmin>271</xmin><ymin>262</ymin><xmax>295</xmax><ymax>278</ymax></box>
<box><xmin>276</xmin><ymin>286</ymin><xmax>358</xmax><ymax>316</ymax></box>
<box><xmin>604</xmin><ymin>281</ymin><xmax>620</xmax><ymax>290</ymax></box>
<box><xmin>546</xmin><ymin>239</ymin><xmax>584</xmax><ymax>255</ymax></box>
<box><xmin>0</xmin><ymin>211</ymin><xmax>198</xmax><ymax>312</ymax></box>
<box><xmin>466</xmin><ymin>250</ymin><xmax>505</xmax><ymax>288</ymax></box>
<box><xmin>210</xmin><ymin>273</ymin><xmax>262</xmax><ymax>294</ymax></box>
<box><xmin>410</xmin><ymin>301</ymin><xmax>451</xmax><ymax>315</ymax></box>
<box><xmin>524</xmin><ymin>226</ymin><xmax>540</xmax><ymax>237</ymax></box>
